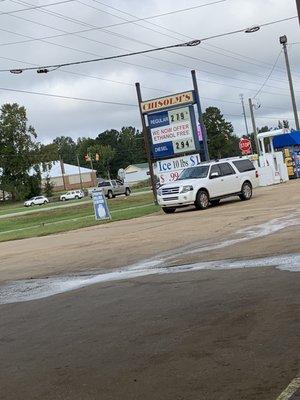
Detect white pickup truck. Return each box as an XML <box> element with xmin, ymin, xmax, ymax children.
<box><xmin>88</xmin><ymin>179</ymin><xmax>131</xmax><ymax>199</ymax></box>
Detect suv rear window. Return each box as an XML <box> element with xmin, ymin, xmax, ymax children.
<box><xmin>233</xmin><ymin>159</ymin><xmax>255</xmax><ymax>172</ymax></box>
<box><xmin>99</xmin><ymin>182</ymin><xmax>110</xmax><ymax>187</ymax></box>
<box><xmin>219</xmin><ymin>162</ymin><xmax>236</xmax><ymax>176</ymax></box>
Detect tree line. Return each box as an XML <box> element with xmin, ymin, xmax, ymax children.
<box><xmin>0</xmin><ymin>102</ymin><xmax>288</xmax><ymax>201</ymax></box>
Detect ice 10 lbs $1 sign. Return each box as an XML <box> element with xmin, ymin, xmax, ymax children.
<box><xmin>157</xmin><ymin>154</ymin><xmax>201</xmax><ymax>184</ymax></box>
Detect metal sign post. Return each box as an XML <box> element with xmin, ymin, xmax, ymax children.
<box><xmin>191</xmin><ymin>70</ymin><xmax>210</xmax><ymax>161</ymax></box>
<box><xmin>135</xmin><ymin>82</ymin><xmax>158</xmax><ymax>203</ymax></box>
<box><xmin>136</xmin><ymin>72</ymin><xmax>209</xmax><ymax>188</ymax></box>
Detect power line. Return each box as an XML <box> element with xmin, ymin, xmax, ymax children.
<box><xmin>0</xmin><ymin>15</ymin><xmax>297</xmax><ymax>73</ymax></box>
<box><xmin>7</xmin><ymin>0</ymin><xmax>226</xmax><ymax>32</ymax></box>
<box><xmin>90</xmin><ymin>0</ymin><xmax>300</xmax><ymax>77</ymax></box>
<box><xmin>0</xmin><ymin>0</ymin><xmax>75</xmax><ymax>15</ymax></box>
<box><xmin>0</xmin><ymin>86</ymin><xmax>138</xmax><ymax>106</ymax></box>
<box><xmin>253</xmin><ymin>50</ymin><xmax>283</xmax><ymax>98</ymax></box>
<box><xmin>0</xmin><ymin>54</ymin><xmax>245</xmax><ymax>106</ymax></box>
<box><xmin>3</xmin><ymin>0</ymin><xmax>300</xmax><ymax>89</ymax></box>
<box><xmin>1</xmin><ymin>19</ymin><xmax>297</xmax><ymax>92</ymax></box>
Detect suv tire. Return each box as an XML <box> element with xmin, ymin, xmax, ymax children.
<box><xmin>62</xmin><ymin>197</ymin><xmax>66</xmax><ymax>201</ymax></box>
<box><xmin>107</xmin><ymin>190</ymin><xmax>113</xmax><ymax>199</ymax></box>
<box><xmin>162</xmin><ymin>207</ymin><xmax>176</xmax><ymax>214</ymax></box>
<box><xmin>195</xmin><ymin>190</ymin><xmax>209</xmax><ymax>210</ymax></box>
<box><xmin>239</xmin><ymin>181</ymin><xmax>252</xmax><ymax>201</ymax></box>
<box><xmin>75</xmin><ymin>195</ymin><xmax>79</xmax><ymax>200</ymax></box>
<box><xmin>125</xmin><ymin>188</ymin><xmax>131</xmax><ymax>196</ymax></box>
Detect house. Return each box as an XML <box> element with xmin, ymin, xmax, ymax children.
<box><xmin>124</xmin><ymin>163</ymin><xmax>157</xmax><ymax>184</ymax></box>
<box><xmin>41</xmin><ymin>161</ymin><xmax>97</xmax><ymax>192</ymax></box>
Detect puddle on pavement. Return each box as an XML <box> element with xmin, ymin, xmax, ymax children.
<box><xmin>0</xmin><ymin>215</ymin><xmax>299</xmax><ymax>304</ymax></box>
<box><xmin>0</xmin><ymin>253</ymin><xmax>299</xmax><ymax>305</ymax></box>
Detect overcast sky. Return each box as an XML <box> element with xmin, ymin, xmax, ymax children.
<box><xmin>0</xmin><ymin>0</ymin><xmax>299</xmax><ymax>143</ymax></box>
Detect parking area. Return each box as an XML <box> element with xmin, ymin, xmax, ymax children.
<box><xmin>0</xmin><ymin>180</ymin><xmax>299</xmax><ymax>400</ymax></box>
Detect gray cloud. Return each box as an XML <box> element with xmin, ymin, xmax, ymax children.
<box><xmin>0</xmin><ymin>0</ymin><xmax>299</xmax><ymax>143</ymax></box>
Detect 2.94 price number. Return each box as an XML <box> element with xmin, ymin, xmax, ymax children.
<box><xmin>174</xmin><ymin>138</ymin><xmax>194</xmax><ymax>152</ymax></box>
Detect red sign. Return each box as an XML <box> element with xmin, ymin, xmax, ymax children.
<box><xmin>239</xmin><ymin>137</ymin><xmax>252</xmax><ymax>155</ymax></box>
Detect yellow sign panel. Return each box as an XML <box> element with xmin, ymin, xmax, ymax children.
<box><xmin>141</xmin><ymin>91</ymin><xmax>194</xmax><ymax>114</ymax></box>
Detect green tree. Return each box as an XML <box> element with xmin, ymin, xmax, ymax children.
<box><xmin>88</xmin><ymin>144</ymin><xmax>116</xmax><ymax>179</ymax></box>
<box><xmin>76</xmin><ymin>137</ymin><xmax>96</xmax><ymax>168</ymax></box>
<box><xmin>44</xmin><ymin>176</ymin><xmax>54</xmax><ymax>198</ymax></box>
<box><xmin>95</xmin><ymin>127</ymin><xmax>146</xmax><ymax>176</ymax></box>
<box><xmin>0</xmin><ymin>103</ymin><xmax>41</xmax><ymax>200</ymax></box>
<box><xmin>53</xmin><ymin>136</ymin><xmax>76</xmax><ymax>164</ymax></box>
<box><xmin>278</xmin><ymin>120</ymin><xmax>290</xmax><ymax>129</ymax></box>
<box><xmin>203</xmin><ymin>107</ymin><xmax>239</xmax><ymax>159</ymax></box>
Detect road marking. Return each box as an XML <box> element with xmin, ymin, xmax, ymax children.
<box><xmin>276</xmin><ymin>377</ymin><xmax>300</xmax><ymax>400</ymax></box>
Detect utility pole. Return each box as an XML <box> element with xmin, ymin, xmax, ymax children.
<box><xmin>239</xmin><ymin>94</ymin><xmax>249</xmax><ymax>135</ymax></box>
<box><xmin>248</xmin><ymin>98</ymin><xmax>260</xmax><ymax>157</ymax></box>
<box><xmin>296</xmin><ymin>0</ymin><xmax>300</xmax><ymax>25</ymax></box>
<box><xmin>60</xmin><ymin>158</ymin><xmax>67</xmax><ymax>190</ymax></box>
<box><xmin>76</xmin><ymin>154</ymin><xmax>83</xmax><ymax>190</ymax></box>
<box><xmin>279</xmin><ymin>35</ymin><xmax>300</xmax><ymax>130</ymax></box>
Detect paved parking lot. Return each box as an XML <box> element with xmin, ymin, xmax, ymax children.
<box><xmin>0</xmin><ymin>181</ymin><xmax>299</xmax><ymax>399</ymax></box>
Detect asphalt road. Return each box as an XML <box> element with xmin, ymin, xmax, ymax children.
<box><xmin>0</xmin><ymin>181</ymin><xmax>299</xmax><ymax>399</ymax></box>
<box><xmin>1</xmin><ymin>267</ymin><xmax>299</xmax><ymax>400</ymax></box>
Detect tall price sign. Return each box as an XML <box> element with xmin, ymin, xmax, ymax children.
<box><xmin>136</xmin><ymin>71</ymin><xmax>210</xmax><ymax>197</ymax></box>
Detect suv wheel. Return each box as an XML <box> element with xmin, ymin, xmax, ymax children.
<box><xmin>62</xmin><ymin>197</ymin><xmax>66</xmax><ymax>201</ymax></box>
<box><xmin>75</xmin><ymin>195</ymin><xmax>79</xmax><ymax>200</ymax></box>
<box><xmin>107</xmin><ymin>190</ymin><xmax>113</xmax><ymax>199</ymax></box>
<box><xmin>125</xmin><ymin>188</ymin><xmax>131</xmax><ymax>196</ymax></box>
<box><xmin>44</xmin><ymin>200</ymin><xmax>47</xmax><ymax>205</ymax></box>
<box><xmin>195</xmin><ymin>190</ymin><xmax>209</xmax><ymax>210</ymax></box>
<box><xmin>239</xmin><ymin>182</ymin><xmax>252</xmax><ymax>201</ymax></box>
<box><xmin>162</xmin><ymin>207</ymin><xmax>176</xmax><ymax>214</ymax></box>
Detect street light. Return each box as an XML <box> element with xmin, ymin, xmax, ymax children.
<box><xmin>279</xmin><ymin>35</ymin><xmax>300</xmax><ymax>130</ymax></box>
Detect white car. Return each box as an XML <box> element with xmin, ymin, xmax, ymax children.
<box><xmin>60</xmin><ymin>190</ymin><xmax>84</xmax><ymax>201</ymax></box>
<box><xmin>24</xmin><ymin>196</ymin><xmax>49</xmax><ymax>207</ymax></box>
<box><xmin>157</xmin><ymin>157</ymin><xmax>259</xmax><ymax>214</ymax></box>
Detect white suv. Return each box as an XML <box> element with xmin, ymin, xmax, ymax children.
<box><xmin>60</xmin><ymin>190</ymin><xmax>84</xmax><ymax>201</ymax></box>
<box><xmin>157</xmin><ymin>158</ymin><xmax>259</xmax><ymax>214</ymax></box>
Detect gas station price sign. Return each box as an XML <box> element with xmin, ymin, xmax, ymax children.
<box><xmin>147</xmin><ymin>105</ymin><xmax>198</xmax><ymax>159</ymax></box>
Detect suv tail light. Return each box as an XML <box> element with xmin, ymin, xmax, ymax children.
<box><xmin>255</xmin><ymin>170</ymin><xmax>259</xmax><ymax>178</ymax></box>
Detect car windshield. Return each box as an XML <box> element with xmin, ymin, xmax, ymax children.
<box><xmin>178</xmin><ymin>165</ymin><xmax>209</xmax><ymax>180</ymax></box>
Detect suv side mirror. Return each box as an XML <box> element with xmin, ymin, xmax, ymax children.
<box><xmin>210</xmin><ymin>171</ymin><xmax>220</xmax><ymax>179</ymax></box>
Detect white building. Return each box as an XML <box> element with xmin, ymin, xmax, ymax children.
<box><xmin>124</xmin><ymin>163</ymin><xmax>157</xmax><ymax>184</ymax></box>
<box><xmin>41</xmin><ymin>161</ymin><xmax>97</xmax><ymax>192</ymax></box>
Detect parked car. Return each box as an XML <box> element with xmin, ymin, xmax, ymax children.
<box><xmin>157</xmin><ymin>157</ymin><xmax>259</xmax><ymax>214</ymax></box>
<box><xmin>24</xmin><ymin>196</ymin><xmax>49</xmax><ymax>207</ymax></box>
<box><xmin>88</xmin><ymin>180</ymin><xmax>131</xmax><ymax>199</ymax></box>
<box><xmin>60</xmin><ymin>190</ymin><xmax>84</xmax><ymax>201</ymax></box>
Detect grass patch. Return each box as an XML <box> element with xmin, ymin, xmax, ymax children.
<box><xmin>0</xmin><ymin>193</ymin><xmax>159</xmax><ymax>242</ymax></box>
